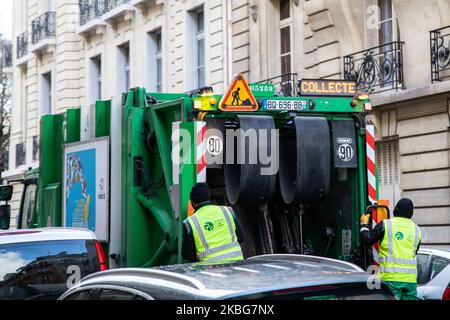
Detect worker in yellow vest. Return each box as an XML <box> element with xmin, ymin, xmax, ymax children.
<box><xmin>182</xmin><ymin>183</ymin><xmax>245</xmax><ymax>264</ymax></box>
<box><xmin>360</xmin><ymin>198</ymin><xmax>422</xmax><ymax>300</ymax></box>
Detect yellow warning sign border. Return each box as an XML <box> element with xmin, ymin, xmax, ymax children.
<box><xmin>219</xmin><ymin>74</ymin><xmax>259</xmax><ymax>112</ymax></box>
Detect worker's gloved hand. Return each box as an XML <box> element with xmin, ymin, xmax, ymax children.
<box><xmin>360</xmin><ymin>214</ymin><xmax>371</xmax><ymax>225</ymax></box>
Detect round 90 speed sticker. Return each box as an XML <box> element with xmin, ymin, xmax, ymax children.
<box><xmin>337</xmin><ymin>144</ymin><xmax>354</xmax><ymax>162</ymax></box>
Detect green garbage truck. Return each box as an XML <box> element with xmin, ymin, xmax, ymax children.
<box><xmin>0</xmin><ymin>76</ymin><xmax>384</xmax><ymax>269</ymax></box>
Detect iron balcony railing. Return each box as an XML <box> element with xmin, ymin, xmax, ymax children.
<box><xmin>344</xmin><ymin>41</ymin><xmax>404</xmax><ymax>93</ymax></box>
<box><xmin>0</xmin><ymin>42</ymin><xmax>13</xmax><ymax>68</ymax></box>
<box><xmin>430</xmin><ymin>25</ymin><xmax>450</xmax><ymax>83</ymax></box>
<box><xmin>105</xmin><ymin>0</ymin><xmax>131</xmax><ymax>12</ymax></box>
<box><xmin>256</xmin><ymin>73</ymin><xmax>298</xmax><ymax>97</ymax></box>
<box><xmin>31</xmin><ymin>12</ymin><xmax>56</xmax><ymax>45</ymax></box>
<box><xmin>79</xmin><ymin>0</ymin><xmax>107</xmax><ymax>26</ymax></box>
<box><xmin>17</xmin><ymin>32</ymin><xmax>28</xmax><ymax>59</ymax></box>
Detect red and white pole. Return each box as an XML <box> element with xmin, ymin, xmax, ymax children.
<box><xmin>196</xmin><ymin>122</ymin><xmax>207</xmax><ymax>183</ymax></box>
<box><xmin>366</xmin><ymin>124</ymin><xmax>379</xmax><ymax>264</ymax></box>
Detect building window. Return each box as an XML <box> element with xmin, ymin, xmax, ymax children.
<box><xmin>280</xmin><ymin>0</ymin><xmax>290</xmax><ymax>21</ymax></box>
<box><xmin>42</xmin><ymin>72</ymin><xmax>52</xmax><ymax>115</ymax></box>
<box><xmin>16</xmin><ymin>143</ymin><xmax>26</xmax><ymax>168</ymax></box>
<box><xmin>2</xmin><ymin>144</ymin><xmax>9</xmax><ymax>172</ymax></box>
<box><xmin>186</xmin><ymin>6</ymin><xmax>206</xmax><ymax>91</ymax></box>
<box><xmin>376</xmin><ymin>141</ymin><xmax>400</xmax><ymax>211</ymax></box>
<box><xmin>195</xmin><ymin>8</ymin><xmax>205</xmax><ymax>88</ymax></box>
<box><xmin>280</xmin><ymin>0</ymin><xmax>292</xmax><ymax>76</ymax></box>
<box><xmin>149</xmin><ymin>30</ymin><xmax>163</xmax><ymax>92</ymax></box>
<box><xmin>279</xmin><ymin>0</ymin><xmax>293</xmax><ymax>95</ymax></box>
<box><xmin>90</xmin><ymin>55</ymin><xmax>102</xmax><ymax>103</ymax></box>
<box><xmin>378</xmin><ymin>0</ymin><xmax>393</xmax><ymax>45</ymax></box>
<box><xmin>118</xmin><ymin>43</ymin><xmax>130</xmax><ymax>92</ymax></box>
<box><xmin>32</xmin><ymin>136</ymin><xmax>40</xmax><ymax>162</ymax></box>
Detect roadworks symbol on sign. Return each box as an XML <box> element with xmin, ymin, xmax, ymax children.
<box><xmin>219</xmin><ymin>74</ymin><xmax>259</xmax><ymax>111</ymax></box>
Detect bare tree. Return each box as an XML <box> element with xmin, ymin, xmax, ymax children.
<box><xmin>0</xmin><ymin>36</ymin><xmax>12</xmax><ymax>178</ymax></box>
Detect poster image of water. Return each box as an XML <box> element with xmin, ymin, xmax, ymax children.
<box><xmin>65</xmin><ymin>149</ymin><xmax>96</xmax><ymax>231</ymax></box>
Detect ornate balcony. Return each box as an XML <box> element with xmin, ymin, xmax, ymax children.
<box><xmin>344</xmin><ymin>41</ymin><xmax>404</xmax><ymax>94</ymax></box>
<box><xmin>430</xmin><ymin>25</ymin><xmax>450</xmax><ymax>83</ymax></box>
<box><xmin>102</xmin><ymin>0</ymin><xmax>135</xmax><ymax>24</ymax></box>
<box><xmin>78</xmin><ymin>0</ymin><xmax>107</xmax><ymax>37</ymax></box>
<box><xmin>30</xmin><ymin>12</ymin><xmax>56</xmax><ymax>55</ymax></box>
<box><xmin>256</xmin><ymin>73</ymin><xmax>298</xmax><ymax>97</ymax></box>
<box><xmin>16</xmin><ymin>32</ymin><xmax>31</xmax><ymax>67</ymax></box>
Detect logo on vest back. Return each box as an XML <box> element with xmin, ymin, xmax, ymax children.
<box><xmin>204</xmin><ymin>222</ymin><xmax>215</xmax><ymax>232</ymax></box>
<box><xmin>395</xmin><ymin>231</ymin><xmax>404</xmax><ymax>240</ymax></box>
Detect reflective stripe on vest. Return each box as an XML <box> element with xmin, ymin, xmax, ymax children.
<box><xmin>204</xmin><ymin>251</ymin><xmax>244</xmax><ymax>263</ymax></box>
<box><xmin>189</xmin><ymin>206</ymin><xmax>243</xmax><ymax>263</ymax></box>
<box><xmin>198</xmin><ymin>241</ymin><xmax>241</xmax><ymax>260</ymax></box>
<box><xmin>379</xmin><ymin>267</ymin><xmax>417</xmax><ymax>275</ymax></box>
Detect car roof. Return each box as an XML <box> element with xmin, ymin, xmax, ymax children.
<box><xmin>65</xmin><ymin>255</ymin><xmax>371</xmax><ymax>299</ymax></box>
<box><xmin>0</xmin><ymin>228</ymin><xmax>96</xmax><ymax>245</ymax></box>
<box><xmin>419</xmin><ymin>247</ymin><xmax>450</xmax><ymax>259</ymax></box>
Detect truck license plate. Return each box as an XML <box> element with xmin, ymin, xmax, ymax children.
<box><xmin>264</xmin><ymin>100</ymin><xmax>307</xmax><ymax>111</ymax></box>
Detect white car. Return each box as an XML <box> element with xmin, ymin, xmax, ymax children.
<box><xmin>417</xmin><ymin>248</ymin><xmax>450</xmax><ymax>300</ymax></box>
<box><xmin>0</xmin><ymin>228</ymin><xmax>108</xmax><ymax>300</ymax></box>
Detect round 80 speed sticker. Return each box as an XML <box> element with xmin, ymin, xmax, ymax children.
<box><xmin>337</xmin><ymin>144</ymin><xmax>354</xmax><ymax>162</ymax></box>
<box><xmin>206</xmin><ymin>135</ymin><xmax>223</xmax><ymax>156</ymax></box>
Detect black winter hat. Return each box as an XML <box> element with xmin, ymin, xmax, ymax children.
<box><xmin>190</xmin><ymin>183</ymin><xmax>212</xmax><ymax>205</ymax></box>
<box><xmin>393</xmin><ymin>198</ymin><xmax>414</xmax><ymax>219</ymax></box>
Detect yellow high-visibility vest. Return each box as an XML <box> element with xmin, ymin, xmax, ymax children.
<box><xmin>187</xmin><ymin>205</ymin><xmax>244</xmax><ymax>263</ymax></box>
<box><xmin>379</xmin><ymin>217</ymin><xmax>422</xmax><ymax>283</ymax></box>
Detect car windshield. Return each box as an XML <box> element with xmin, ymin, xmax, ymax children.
<box><xmin>0</xmin><ymin>240</ymin><xmax>99</xmax><ymax>300</ymax></box>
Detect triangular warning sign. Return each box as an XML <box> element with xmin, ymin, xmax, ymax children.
<box><xmin>219</xmin><ymin>74</ymin><xmax>259</xmax><ymax>111</ymax></box>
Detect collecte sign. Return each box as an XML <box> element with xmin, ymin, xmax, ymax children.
<box><xmin>299</xmin><ymin>79</ymin><xmax>357</xmax><ymax>97</ymax></box>
<box><xmin>63</xmin><ymin>138</ymin><xmax>110</xmax><ymax>241</ymax></box>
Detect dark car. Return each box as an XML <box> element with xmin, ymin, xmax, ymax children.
<box><xmin>0</xmin><ymin>228</ymin><xmax>108</xmax><ymax>300</ymax></box>
<box><xmin>59</xmin><ymin>254</ymin><xmax>395</xmax><ymax>300</ymax></box>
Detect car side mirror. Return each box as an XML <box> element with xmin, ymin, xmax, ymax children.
<box><xmin>0</xmin><ymin>185</ymin><xmax>13</xmax><ymax>202</ymax></box>
<box><xmin>0</xmin><ymin>205</ymin><xmax>11</xmax><ymax>230</ymax></box>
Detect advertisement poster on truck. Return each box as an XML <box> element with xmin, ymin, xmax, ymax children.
<box><xmin>63</xmin><ymin>138</ymin><xmax>109</xmax><ymax>241</ymax></box>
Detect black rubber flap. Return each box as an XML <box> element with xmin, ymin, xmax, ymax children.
<box><xmin>224</xmin><ymin>115</ymin><xmax>277</xmax><ymax>205</ymax></box>
<box><xmin>279</xmin><ymin>117</ymin><xmax>331</xmax><ymax>204</ymax></box>
<box><xmin>331</xmin><ymin>120</ymin><xmax>358</xmax><ymax>168</ymax></box>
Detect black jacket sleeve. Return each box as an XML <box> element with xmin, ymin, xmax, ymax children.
<box><xmin>360</xmin><ymin>222</ymin><xmax>385</xmax><ymax>246</ymax></box>
<box><xmin>182</xmin><ymin>221</ymin><xmax>198</xmax><ymax>263</ymax></box>
<box><xmin>233</xmin><ymin>215</ymin><xmax>245</xmax><ymax>244</ymax></box>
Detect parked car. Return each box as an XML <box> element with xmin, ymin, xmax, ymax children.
<box><xmin>0</xmin><ymin>228</ymin><xmax>108</xmax><ymax>300</ymax></box>
<box><xmin>59</xmin><ymin>254</ymin><xmax>396</xmax><ymax>300</ymax></box>
<box><xmin>417</xmin><ymin>248</ymin><xmax>450</xmax><ymax>300</ymax></box>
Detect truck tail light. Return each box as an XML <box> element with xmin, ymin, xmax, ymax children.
<box><xmin>95</xmin><ymin>240</ymin><xmax>108</xmax><ymax>271</ymax></box>
<box><xmin>442</xmin><ymin>284</ymin><xmax>450</xmax><ymax>300</ymax></box>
